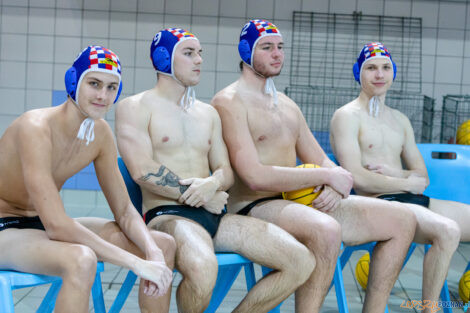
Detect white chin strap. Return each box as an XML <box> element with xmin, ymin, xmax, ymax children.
<box><xmin>369</xmin><ymin>96</ymin><xmax>380</xmax><ymax>118</ymax></box>
<box><xmin>180</xmin><ymin>86</ymin><xmax>195</xmax><ymax>111</ymax></box>
<box><xmin>166</xmin><ymin>72</ymin><xmax>195</xmax><ymax>112</ymax></box>
<box><xmin>72</xmin><ymin>97</ymin><xmax>96</xmax><ymax>146</ymax></box>
<box><xmin>77</xmin><ymin>117</ymin><xmax>95</xmax><ymax>146</ymax></box>
<box><xmin>264</xmin><ymin>77</ymin><xmax>278</xmax><ymax>106</ymax></box>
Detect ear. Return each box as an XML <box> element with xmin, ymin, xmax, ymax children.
<box><xmin>152</xmin><ymin>47</ymin><xmax>171</xmax><ymax>73</ymax></box>
<box><xmin>114</xmin><ymin>81</ymin><xmax>123</xmax><ymax>103</ymax></box>
<box><xmin>392</xmin><ymin>61</ymin><xmax>397</xmax><ymax>80</ymax></box>
<box><xmin>352</xmin><ymin>62</ymin><xmax>360</xmax><ymax>83</ymax></box>
<box><xmin>238</xmin><ymin>39</ymin><xmax>251</xmax><ymax>65</ymax></box>
<box><xmin>64</xmin><ymin>66</ymin><xmax>78</xmax><ymax>100</ymax></box>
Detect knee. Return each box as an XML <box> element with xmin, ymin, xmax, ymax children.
<box><xmin>151</xmin><ymin>231</ymin><xmax>176</xmax><ymax>268</ymax></box>
<box><xmin>302</xmin><ymin>218</ymin><xmax>342</xmax><ymax>257</ymax></box>
<box><xmin>435</xmin><ymin>220</ymin><xmax>461</xmax><ymax>250</ymax></box>
<box><xmin>61</xmin><ymin>245</ymin><xmax>97</xmax><ymax>287</ymax></box>
<box><xmin>180</xmin><ymin>251</ymin><xmax>218</xmax><ymax>297</ymax></box>
<box><xmin>285</xmin><ymin>247</ymin><xmax>316</xmax><ymax>285</ymax></box>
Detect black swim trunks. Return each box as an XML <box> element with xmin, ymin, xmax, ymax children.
<box><xmin>237</xmin><ymin>195</ymin><xmax>283</xmax><ymax>216</ymax></box>
<box><xmin>377</xmin><ymin>193</ymin><xmax>430</xmax><ymax>208</ymax></box>
<box><xmin>144</xmin><ymin>205</ymin><xmax>226</xmax><ymax>238</ymax></box>
<box><xmin>0</xmin><ymin>216</ymin><xmax>45</xmax><ymax>232</ymax></box>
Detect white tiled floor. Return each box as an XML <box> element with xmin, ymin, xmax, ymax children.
<box><xmin>9</xmin><ymin>191</ymin><xmax>470</xmax><ymax>312</ymax></box>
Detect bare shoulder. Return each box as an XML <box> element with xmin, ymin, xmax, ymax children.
<box><xmin>278</xmin><ymin>92</ymin><xmax>298</xmax><ymax>109</ymax></box>
<box><xmin>115</xmin><ymin>91</ymin><xmax>153</xmax><ymax>130</ymax></box>
<box><xmin>195</xmin><ymin>99</ymin><xmax>219</xmax><ymax>119</ymax></box>
<box><xmin>92</xmin><ymin>119</ymin><xmax>119</xmax><ymax>162</ymax></box>
<box><xmin>331</xmin><ymin>100</ymin><xmax>360</xmax><ymax>123</ymax></box>
<box><xmin>389</xmin><ymin>107</ymin><xmax>411</xmax><ymax>126</ymax></box>
<box><xmin>94</xmin><ymin>118</ymin><xmax>114</xmax><ymax>139</ymax></box>
<box><xmin>386</xmin><ymin>106</ymin><xmax>414</xmax><ymax>136</ymax></box>
<box><xmin>15</xmin><ymin>109</ymin><xmax>52</xmax><ymax>140</ymax></box>
<box><xmin>275</xmin><ymin>93</ymin><xmax>306</xmax><ymax>124</ymax></box>
<box><xmin>116</xmin><ymin>91</ymin><xmax>148</xmax><ymax>115</ymax></box>
<box><xmin>212</xmin><ymin>82</ymin><xmax>241</xmax><ymax>110</ymax></box>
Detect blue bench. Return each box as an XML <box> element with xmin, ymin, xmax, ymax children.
<box><xmin>332</xmin><ymin>143</ymin><xmax>470</xmax><ymax>313</ymax></box>
<box><xmin>116</xmin><ymin>157</ymin><xmax>280</xmax><ymax>313</ymax></box>
<box><xmin>0</xmin><ymin>262</ymin><xmax>106</xmax><ymax>313</ymax></box>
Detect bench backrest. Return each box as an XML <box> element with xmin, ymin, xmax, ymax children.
<box><xmin>417</xmin><ymin>143</ymin><xmax>470</xmax><ymax>204</ymax></box>
<box><xmin>117</xmin><ymin>157</ymin><xmax>143</xmax><ymax>215</ymax></box>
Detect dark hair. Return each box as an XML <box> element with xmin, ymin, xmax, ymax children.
<box><xmin>239</xmin><ymin>61</ymin><xmax>244</xmax><ymax>72</ymax></box>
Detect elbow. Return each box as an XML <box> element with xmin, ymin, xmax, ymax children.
<box><xmin>235</xmin><ymin>162</ymin><xmax>267</xmax><ymax>191</ymax></box>
<box><xmin>45</xmin><ymin>220</ymin><xmax>74</xmax><ymax>242</ymax></box>
<box><xmin>240</xmin><ymin>171</ymin><xmax>265</xmax><ymax>191</ymax></box>
<box><xmin>351</xmin><ymin>175</ymin><xmax>370</xmax><ymax>193</ymax></box>
<box><xmin>131</xmin><ymin>168</ymin><xmax>148</xmax><ymax>187</ymax></box>
<box><xmin>246</xmin><ymin>180</ymin><xmax>263</xmax><ymax>191</ymax></box>
<box><xmin>218</xmin><ymin>165</ymin><xmax>234</xmax><ymax>190</ymax></box>
<box><xmin>131</xmin><ymin>171</ymin><xmax>142</xmax><ymax>185</ymax></box>
<box><xmin>116</xmin><ymin>206</ymin><xmax>136</xmax><ymax>230</ymax></box>
<box><xmin>244</xmin><ymin>174</ymin><xmax>270</xmax><ymax>191</ymax></box>
<box><xmin>239</xmin><ymin>164</ymin><xmax>283</xmax><ymax>192</ymax></box>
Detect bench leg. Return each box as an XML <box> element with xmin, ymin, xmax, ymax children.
<box><xmin>108</xmin><ymin>270</ymin><xmax>138</xmax><ymax>313</ymax></box>
<box><xmin>0</xmin><ymin>275</ymin><xmax>14</xmax><ymax>313</ymax></box>
<box><xmin>37</xmin><ymin>280</ymin><xmax>62</xmax><ymax>313</ymax></box>
<box><xmin>440</xmin><ymin>280</ymin><xmax>453</xmax><ymax>313</ymax></box>
<box><xmin>205</xmin><ymin>264</ymin><xmax>243</xmax><ymax>313</ymax></box>
<box><xmin>333</xmin><ymin>258</ymin><xmax>349</xmax><ymax>313</ymax></box>
<box><xmin>92</xmin><ymin>270</ymin><xmax>107</xmax><ymax>313</ymax></box>
<box><xmin>244</xmin><ymin>263</ymin><xmax>256</xmax><ymax>291</ymax></box>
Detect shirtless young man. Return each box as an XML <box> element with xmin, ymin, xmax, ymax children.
<box><xmin>213</xmin><ymin>20</ymin><xmax>417</xmax><ymax>313</ymax></box>
<box><xmin>115</xmin><ymin>28</ymin><xmax>314</xmax><ymax>313</ymax></box>
<box><xmin>0</xmin><ymin>46</ymin><xmax>175</xmax><ymax>313</ymax></box>
<box><xmin>330</xmin><ymin>42</ymin><xmax>466</xmax><ymax>307</ymax></box>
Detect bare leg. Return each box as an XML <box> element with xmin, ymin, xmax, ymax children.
<box><xmin>248</xmin><ymin>199</ymin><xmax>342</xmax><ymax>313</ymax></box>
<box><xmin>329</xmin><ymin>196</ymin><xmax>417</xmax><ymax>313</ymax></box>
<box><xmin>429</xmin><ymin>198</ymin><xmax>470</xmax><ymax>241</ymax></box>
<box><xmin>77</xmin><ymin>217</ymin><xmax>176</xmax><ymax>313</ymax></box>
<box><xmin>213</xmin><ymin>214</ymin><xmax>315</xmax><ymax>313</ymax></box>
<box><xmin>401</xmin><ymin>202</ymin><xmax>460</xmax><ymax>312</ymax></box>
<box><xmin>0</xmin><ymin>229</ymin><xmax>97</xmax><ymax>313</ymax></box>
<box><xmin>150</xmin><ymin>216</ymin><xmax>219</xmax><ymax>313</ymax></box>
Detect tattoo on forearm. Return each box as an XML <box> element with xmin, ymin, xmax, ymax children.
<box><xmin>140</xmin><ymin>166</ymin><xmax>189</xmax><ymax>194</ymax></box>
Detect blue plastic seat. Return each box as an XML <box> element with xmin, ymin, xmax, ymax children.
<box><xmin>418</xmin><ymin>143</ymin><xmax>470</xmax><ymax>312</ymax></box>
<box><xmin>331</xmin><ymin>144</ymin><xmax>470</xmax><ymax>313</ymax></box>
<box><xmin>116</xmin><ymin>157</ymin><xmax>280</xmax><ymax>313</ymax></box>
<box><xmin>0</xmin><ymin>261</ymin><xmax>106</xmax><ymax>313</ymax></box>
<box><xmin>108</xmin><ymin>253</ymin><xmax>257</xmax><ymax>313</ymax></box>
<box><xmin>417</xmin><ymin>143</ymin><xmax>470</xmax><ymax>204</ymax></box>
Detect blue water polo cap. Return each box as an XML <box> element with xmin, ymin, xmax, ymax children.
<box><xmin>353</xmin><ymin>42</ymin><xmax>396</xmax><ymax>84</ymax></box>
<box><xmin>64</xmin><ymin>45</ymin><xmax>122</xmax><ymax>104</ymax></box>
<box><xmin>238</xmin><ymin>19</ymin><xmax>282</xmax><ymax>67</ymax></box>
<box><xmin>150</xmin><ymin>28</ymin><xmax>198</xmax><ymax>76</ymax></box>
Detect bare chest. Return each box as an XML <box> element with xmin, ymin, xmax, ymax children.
<box><xmin>358</xmin><ymin>115</ymin><xmax>404</xmax><ymax>155</ymax></box>
<box><xmin>149</xmin><ymin>112</ymin><xmax>212</xmax><ymax>153</ymax></box>
<box><xmin>0</xmin><ymin>137</ymin><xmax>98</xmax><ymax>209</ymax></box>
<box><xmin>247</xmin><ymin>104</ymin><xmax>298</xmax><ymax>151</ymax></box>
<box><xmin>49</xmin><ymin>140</ymin><xmax>100</xmax><ymax>185</ymax></box>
